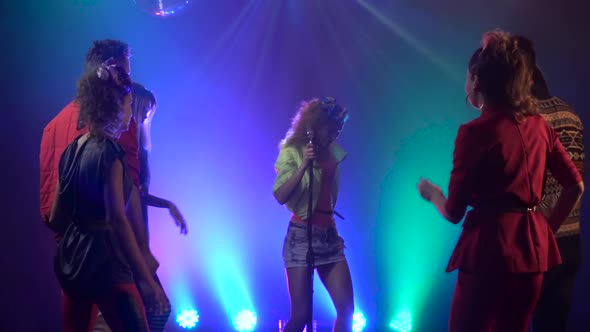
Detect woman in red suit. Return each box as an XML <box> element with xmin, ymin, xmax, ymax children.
<box><xmin>417</xmin><ymin>30</ymin><xmax>584</xmax><ymax>332</ymax></box>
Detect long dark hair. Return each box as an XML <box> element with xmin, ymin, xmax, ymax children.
<box><xmin>513</xmin><ymin>35</ymin><xmax>552</xmax><ymax>100</ymax></box>
<box><xmin>76</xmin><ymin>64</ymin><xmax>132</xmax><ymax>133</ymax></box>
<box><xmin>132</xmin><ymin>82</ymin><xmax>156</xmax><ymax>123</ymax></box>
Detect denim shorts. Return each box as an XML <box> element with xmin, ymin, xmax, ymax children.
<box><xmin>282</xmin><ymin>222</ymin><xmax>346</xmax><ymax>268</ymax></box>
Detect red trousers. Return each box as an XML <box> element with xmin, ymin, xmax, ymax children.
<box><xmin>62</xmin><ymin>283</ymin><xmax>149</xmax><ymax>332</ymax></box>
<box><xmin>449</xmin><ymin>271</ymin><xmax>543</xmax><ymax>332</ymax></box>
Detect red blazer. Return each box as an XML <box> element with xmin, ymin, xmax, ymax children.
<box><xmin>39</xmin><ymin>101</ymin><xmax>140</xmax><ymax>223</ymax></box>
<box><xmin>445</xmin><ymin>109</ymin><xmax>581</xmax><ymax>273</ymax></box>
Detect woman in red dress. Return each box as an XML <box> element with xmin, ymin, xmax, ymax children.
<box><xmin>417</xmin><ymin>30</ymin><xmax>584</xmax><ymax>332</ymax></box>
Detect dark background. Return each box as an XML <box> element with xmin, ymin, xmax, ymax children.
<box><xmin>1</xmin><ymin>0</ymin><xmax>589</xmax><ymax>331</ymax></box>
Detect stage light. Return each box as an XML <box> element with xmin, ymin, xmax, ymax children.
<box><xmin>176</xmin><ymin>308</ymin><xmax>199</xmax><ymax>329</ymax></box>
<box><xmin>389</xmin><ymin>311</ymin><xmax>412</xmax><ymax>332</ymax></box>
<box><xmin>232</xmin><ymin>309</ymin><xmax>257</xmax><ymax>331</ymax></box>
<box><xmin>353</xmin><ymin>311</ymin><xmax>367</xmax><ymax>332</ymax></box>
<box><xmin>134</xmin><ymin>0</ymin><xmax>191</xmax><ymax>17</ymax></box>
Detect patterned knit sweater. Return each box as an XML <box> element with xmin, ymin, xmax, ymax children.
<box><xmin>538</xmin><ymin>97</ymin><xmax>584</xmax><ymax>238</ymax></box>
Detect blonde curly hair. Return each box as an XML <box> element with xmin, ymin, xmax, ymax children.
<box><xmin>280</xmin><ymin>97</ymin><xmax>349</xmax><ymax>147</ymax></box>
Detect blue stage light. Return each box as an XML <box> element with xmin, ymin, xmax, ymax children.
<box><xmin>176</xmin><ymin>308</ymin><xmax>199</xmax><ymax>329</ymax></box>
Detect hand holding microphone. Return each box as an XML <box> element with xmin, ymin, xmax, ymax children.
<box><xmin>303</xmin><ymin>127</ymin><xmax>316</xmax><ymax>168</ymax></box>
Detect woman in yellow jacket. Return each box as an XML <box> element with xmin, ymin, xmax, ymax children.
<box><xmin>273</xmin><ymin>97</ymin><xmax>353</xmax><ymax>332</ymax></box>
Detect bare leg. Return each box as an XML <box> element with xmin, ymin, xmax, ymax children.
<box><xmin>284</xmin><ymin>267</ymin><xmax>313</xmax><ymax>332</ymax></box>
<box><xmin>317</xmin><ymin>261</ymin><xmax>354</xmax><ymax>332</ymax></box>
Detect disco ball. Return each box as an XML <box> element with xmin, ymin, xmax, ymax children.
<box><xmin>133</xmin><ymin>0</ymin><xmax>191</xmax><ymax>17</ymax></box>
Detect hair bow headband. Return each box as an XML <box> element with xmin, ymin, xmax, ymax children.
<box><xmin>319</xmin><ymin>97</ymin><xmax>349</xmax><ymax>122</ymax></box>
<box><xmin>96</xmin><ymin>58</ymin><xmax>130</xmax><ymax>93</ymax></box>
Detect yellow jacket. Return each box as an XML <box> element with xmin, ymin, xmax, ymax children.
<box><xmin>272</xmin><ymin>143</ymin><xmax>348</xmax><ymax>220</ymax></box>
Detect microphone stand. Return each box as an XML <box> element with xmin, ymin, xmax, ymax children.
<box><xmin>306</xmin><ymin>138</ymin><xmax>314</xmax><ymax>332</ymax></box>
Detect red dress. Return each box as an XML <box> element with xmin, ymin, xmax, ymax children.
<box><xmin>444</xmin><ymin>109</ymin><xmax>581</xmax><ymax>273</ymax></box>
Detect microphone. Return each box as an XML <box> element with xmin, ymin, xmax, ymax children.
<box><xmin>306</xmin><ymin>127</ymin><xmax>314</xmax><ymax>145</ymax></box>
<box><xmin>306</xmin><ymin>127</ymin><xmax>314</xmax><ymax>168</ymax></box>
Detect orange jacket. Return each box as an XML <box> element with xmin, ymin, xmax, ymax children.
<box><xmin>39</xmin><ymin>101</ymin><xmax>140</xmax><ymax>223</ymax></box>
